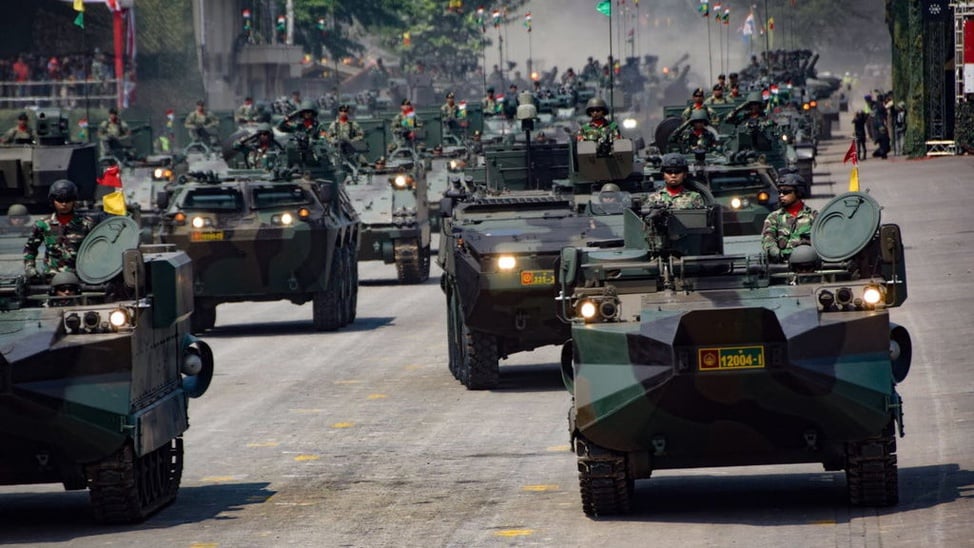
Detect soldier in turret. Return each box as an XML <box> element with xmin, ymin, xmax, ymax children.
<box><xmin>97</xmin><ymin>107</ymin><xmax>131</xmax><ymax>158</ymax></box>
<box><xmin>235</xmin><ymin>96</ymin><xmax>257</xmax><ymax>126</ymax></box>
<box><xmin>725</xmin><ymin>91</ymin><xmax>769</xmax><ymax>126</ymax></box>
<box><xmin>23</xmin><ymin>179</ymin><xmax>96</xmax><ymax>279</ymax></box>
<box><xmin>391</xmin><ymin>99</ymin><xmax>420</xmax><ymax>148</ymax></box>
<box><xmin>675</xmin><ymin>109</ymin><xmax>719</xmax><ymax>152</ymax></box>
<box><xmin>440</xmin><ymin>92</ymin><xmax>460</xmax><ymax>136</ymax></box>
<box><xmin>576</xmin><ymin>97</ymin><xmax>620</xmax><ymax>143</ymax></box>
<box><xmin>761</xmin><ymin>173</ymin><xmax>818</xmax><ymax>263</ymax></box>
<box><xmin>184</xmin><ymin>100</ymin><xmax>220</xmax><ymax>144</ymax></box>
<box><xmin>647</xmin><ymin>154</ymin><xmax>705</xmax><ymax>209</ymax></box>
<box><xmin>2</xmin><ymin>113</ymin><xmax>35</xmax><ymax>144</ymax></box>
<box><xmin>681</xmin><ymin>88</ymin><xmax>717</xmax><ymax>123</ymax></box>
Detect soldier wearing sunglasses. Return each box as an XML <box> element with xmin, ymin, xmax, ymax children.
<box><xmin>761</xmin><ymin>173</ymin><xmax>817</xmax><ymax>263</ymax></box>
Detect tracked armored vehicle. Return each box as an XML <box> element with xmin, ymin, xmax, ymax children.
<box><xmin>346</xmin><ymin>146</ymin><xmax>431</xmax><ymax>283</ymax></box>
<box><xmin>156</xmin><ymin>168</ymin><xmax>360</xmax><ymax>332</ymax></box>
<box><xmin>557</xmin><ymin>191</ymin><xmax>912</xmax><ymax>515</ymax></box>
<box><xmin>439</xmin><ymin>136</ymin><xmax>648</xmax><ymax>389</ymax></box>
<box><xmin>0</xmin><ymin>215</ymin><xmax>215</xmax><ymax>523</ymax></box>
<box><xmin>0</xmin><ymin>109</ymin><xmax>98</xmax><ymax>212</ymax></box>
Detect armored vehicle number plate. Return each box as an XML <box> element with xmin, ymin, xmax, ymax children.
<box><xmin>520</xmin><ymin>270</ymin><xmax>555</xmax><ymax>286</ymax></box>
<box><xmin>191</xmin><ymin>231</ymin><xmax>225</xmax><ymax>242</ymax></box>
<box><xmin>698</xmin><ymin>346</ymin><xmax>765</xmax><ymax>371</ymax></box>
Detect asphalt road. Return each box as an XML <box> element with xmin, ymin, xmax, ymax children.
<box><xmin>1</xmin><ymin>122</ymin><xmax>973</xmax><ymax>547</ymax></box>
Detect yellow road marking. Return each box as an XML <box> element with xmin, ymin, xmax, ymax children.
<box><xmin>546</xmin><ymin>444</ymin><xmax>571</xmax><ymax>452</ymax></box>
<box><xmin>367</xmin><ymin>393</ymin><xmax>388</xmax><ymax>400</ymax></box>
<box><xmin>494</xmin><ymin>529</ymin><xmax>534</xmax><ymax>537</ymax></box>
<box><xmin>334</xmin><ymin>380</ymin><xmax>362</xmax><ymax>385</ymax></box>
<box><xmin>294</xmin><ymin>454</ymin><xmax>320</xmax><ymax>462</ymax></box>
<box><xmin>403</xmin><ymin>364</ymin><xmax>424</xmax><ymax>371</ymax></box>
<box><xmin>190</xmin><ymin>543</ymin><xmax>218</xmax><ymax>548</ymax></box>
<box><xmin>522</xmin><ymin>484</ymin><xmax>559</xmax><ymax>492</ymax></box>
<box><xmin>200</xmin><ymin>476</ymin><xmax>237</xmax><ymax>483</ymax></box>
<box><xmin>246</xmin><ymin>441</ymin><xmax>279</xmax><ymax>448</ymax></box>
<box><xmin>331</xmin><ymin>422</ymin><xmax>355</xmax><ymax>428</ymax></box>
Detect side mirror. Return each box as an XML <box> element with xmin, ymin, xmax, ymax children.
<box><xmin>122</xmin><ymin>248</ymin><xmax>145</xmax><ymax>291</ymax></box>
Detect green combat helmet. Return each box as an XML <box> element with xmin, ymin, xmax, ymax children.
<box><xmin>585</xmin><ymin>97</ymin><xmax>609</xmax><ymax>115</ymax></box>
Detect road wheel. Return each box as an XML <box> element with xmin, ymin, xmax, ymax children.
<box><xmin>346</xmin><ymin>246</ymin><xmax>359</xmax><ymax>324</ymax></box>
<box><xmin>576</xmin><ymin>434</ymin><xmax>633</xmax><ymax>517</ymax></box>
<box><xmin>845</xmin><ymin>422</ymin><xmax>899</xmax><ymax>506</ymax></box>
<box><xmin>461</xmin><ymin>323</ymin><xmax>500</xmax><ymax>390</ymax></box>
<box><xmin>191</xmin><ymin>301</ymin><xmax>216</xmax><ymax>333</ymax></box>
<box><xmin>87</xmin><ymin>438</ymin><xmax>183</xmax><ymax>524</ymax></box>
<box><xmin>395</xmin><ymin>239</ymin><xmax>430</xmax><ymax>284</ymax></box>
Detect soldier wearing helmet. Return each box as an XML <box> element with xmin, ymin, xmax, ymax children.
<box><xmin>279</xmin><ymin>100</ymin><xmax>325</xmax><ymax>139</ymax></box>
<box><xmin>234</xmin><ymin>123</ymin><xmax>283</xmax><ymax>168</ymax></box>
<box><xmin>5</xmin><ymin>204</ymin><xmax>30</xmax><ymax>227</ymax></box>
<box><xmin>482</xmin><ymin>87</ymin><xmax>500</xmax><ymax>117</ymax></box>
<box><xmin>184</xmin><ymin>100</ymin><xmax>220</xmax><ymax>144</ymax></box>
<box><xmin>761</xmin><ymin>173</ymin><xmax>817</xmax><ymax>263</ymax></box>
<box><xmin>235</xmin><ymin>96</ymin><xmax>257</xmax><ymax>126</ymax></box>
<box><xmin>2</xmin><ymin>112</ymin><xmax>36</xmax><ymax>144</ymax></box>
<box><xmin>576</xmin><ymin>97</ymin><xmax>621</xmax><ymax>143</ymax></box>
<box><xmin>726</xmin><ymin>91</ymin><xmax>768</xmax><ymax>125</ymax></box>
<box><xmin>440</xmin><ymin>92</ymin><xmax>460</xmax><ymax>136</ymax></box>
<box><xmin>681</xmin><ymin>87</ymin><xmax>717</xmax><ymax>123</ymax></box>
<box><xmin>23</xmin><ymin>179</ymin><xmax>95</xmax><ymax>279</ymax></box>
<box><xmin>676</xmin><ymin>109</ymin><xmax>719</xmax><ymax>152</ymax></box>
<box><xmin>391</xmin><ymin>99</ymin><xmax>421</xmax><ymax>148</ymax></box>
<box><xmin>327</xmin><ymin>104</ymin><xmax>364</xmax><ymax>146</ymax></box>
<box><xmin>647</xmin><ymin>154</ymin><xmax>705</xmax><ymax>210</ymax></box>
<box><xmin>48</xmin><ymin>271</ymin><xmax>82</xmax><ymax>306</ymax></box>
<box><xmin>97</xmin><ymin>107</ymin><xmax>131</xmax><ymax>158</ymax></box>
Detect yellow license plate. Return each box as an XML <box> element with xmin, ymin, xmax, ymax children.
<box><xmin>520</xmin><ymin>270</ymin><xmax>555</xmax><ymax>286</ymax></box>
<box><xmin>190</xmin><ymin>231</ymin><xmax>225</xmax><ymax>242</ymax></box>
<box><xmin>698</xmin><ymin>346</ymin><xmax>765</xmax><ymax>371</ymax></box>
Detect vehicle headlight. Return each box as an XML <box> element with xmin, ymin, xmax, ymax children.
<box><xmin>622</xmin><ymin>118</ymin><xmax>638</xmax><ymax>129</ymax></box>
<box><xmin>191</xmin><ymin>216</ymin><xmax>213</xmax><ymax>228</ymax></box>
<box><xmin>391</xmin><ymin>174</ymin><xmax>414</xmax><ymax>189</ymax></box>
<box><xmin>108</xmin><ymin>307</ymin><xmax>133</xmax><ymax>329</ymax></box>
<box><xmin>153</xmin><ymin>167</ymin><xmax>173</xmax><ymax>180</ymax></box>
<box><xmin>578</xmin><ymin>300</ymin><xmax>597</xmax><ymax>319</ymax></box>
<box><xmin>862</xmin><ymin>285</ymin><xmax>884</xmax><ymax>306</ymax></box>
<box><xmin>730</xmin><ymin>197</ymin><xmax>742</xmax><ymax>209</ymax></box>
<box><xmin>280</xmin><ymin>212</ymin><xmax>294</xmax><ymax>225</ymax></box>
<box><xmin>497</xmin><ymin>255</ymin><xmax>517</xmax><ymax>271</ymax></box>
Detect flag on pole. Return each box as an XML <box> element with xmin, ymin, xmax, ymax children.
<box><xmin>104</xmin><ymin>0</ymin><xmax>123</xmax><ymax>11</ymax></box>
<box><xmin>843</xmin><ymin>140</ymin><xmax>860</xmax><ymax>191</ymax></box>
<box><xmin>596</xmin><ymin>1</ymin><xmax>611</xmax><ymax>16</ymax></box>
<box><xmin>699</xmin><ymin>0</ymin><xmax>709</xmax><ymax>17</ymax></box>
<box><xmin>524</xmin><ymin>12</ymin><xmax>531</xmax><ymax>32</ymax></box>
<box><xmin>73</xmin><ymin>0</ymin><xmax>85</xmax><ymax>28</ymax></box>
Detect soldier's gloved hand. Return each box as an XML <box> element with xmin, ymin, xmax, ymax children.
<box><xmin>766</xmin><ymin>247</ymin><xmax>781</xmax><ymax>261</ymax></box>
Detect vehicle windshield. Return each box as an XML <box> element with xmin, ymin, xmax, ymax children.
<box><xmin>707</xmin><ymin>171</ymin><xmax>770</xmax><ymax>195</ymax></box>
<box><xmin>180</xmin><ymin>188</ymin><xmax>245</xmax><ymax>212</ymax></box>
<box><xmin>251</xmin><ymin>185</ymin><xmax>312</xmax><ymax>209</ymax></box>
<box><xmin>0</xmin><ymin>214</ymin><xmax>37</xmax><ymax>277</ymax></box>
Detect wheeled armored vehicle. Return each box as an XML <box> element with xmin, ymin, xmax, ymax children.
<box><xmin>557</xmin><ymin>191</ymin><xmax>912</xmax><ymax>515</ymax></box>
<box><xmin>155</xmin><ymin>168</ymin><xmax>360</xmax><ymax>332</ymax></box>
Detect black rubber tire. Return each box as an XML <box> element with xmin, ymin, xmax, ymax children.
<box><xmin>446</xmin><ymin>284</ymin><xmax>464</xmax><ymax>381</ymax></box>
<box><xmin>396</xmin><ymin>239</ymin><xmax>431</xmax><ymax>284</ymax></box>
<box><xmin>313</xmin><ymin>249</ymin><xmax>345</xmax><ymax>331</ymax></box>
<box><xmin>461</xmin><ymin>324</ymin><xmax>500</xmax><ymax>390</ymax></box>
<box><xmin>346</xmin><ymin>246</ymin><xmax>359</xmax><ymax>324</ymax></box>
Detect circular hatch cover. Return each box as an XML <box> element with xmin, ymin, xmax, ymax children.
<box><xmin>811</xmin><ymin>191</ymin><xmax>881</xmax><ymax>262</ymax></box>
<box><xmin>76</xmin><ymin>216</ymin><xmax>140</xmax><ymax>284</ymax></box>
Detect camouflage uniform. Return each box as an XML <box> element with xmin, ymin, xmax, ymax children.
<box><xmin>482</xmin><ymin>96</ymin><xmax>500</xmax><ymax>116</ymax></box>
<box><xmin>681</xmin><ymin>103</ymin><xmax>717</xmax><ymax>123</ymax></box>
<box><xmin>23</xmin><ymin>213</ymin><xmax>96</xmax><ymax>275</ymax></box>
<box><xmin>327</xmin><ymin>119</ymin><xmax>364</xmax><ymax>143</ymax></box>
<box><xmin>576</xmin><ymin>120</ymin><xmax>621</xmax><ymax>143</ymax></box>
<box><xmin>441</xmin><ymin>102</ymin><xmax>459</xmax><ymax>135</ymax></box>
<box><xmin>677</xmin><ymin>126</ymin><xmax>718</xmax><ymax>151</ymax></box>
<box><xmin>2</xmin><ymin>125</ymin><xmax>35</xmax><ymax>144</ymax></box>
<box><xmin>97</xmin><ymin>118</ymin><xmax>130</xmax><ymax>157</ymax></box>
<box><xmin>184</xmin><ymin>110</ymin><xmax>219</xmax><ymax>141</ymax></box>
<box><xmin>647</xmin><ymin>187</ymin><xmax>705</xmax><ymax>209</ymax></box>
<box><xmin>391</xmin><ymin>111</ymin><xmax>420</xmax><ymax>147</ymax></box>
<box><xmin>761</xmin><ymin>204</ymin><xmax>817</xmax><ymax>262</ymax></box>
<box><xmin>235</xmin><ymin>103</ymin><xmax>257</xmax><ymax>125</ymax></box>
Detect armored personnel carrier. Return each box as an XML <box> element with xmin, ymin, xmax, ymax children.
<box><xmin>0</xmin><ymin>215</ymin><xmax>215</xmax><ymax>523</ymax></box>
<box><xmin>155</xmin><ymin>168</ymin><xmax>360</xmax><ymax>332</ymax></box>
<box><xmin>0</xmin><ymin>109</ymin><xmax>98</xmax><ymax>211</ymax></box>
<box><xmin>346</xmin><ymin>146</ymin><xmax>431</xmax><ymax>283</ymax></box>
<box><xmin>557</xmin><ymin>191</ymin><xmax>911</xmax><ymax>515</ymax></box>
<box><xmin>439</xmin><ymin>134</ymin><xmax>648</xmax><ymax>389</ymax></box>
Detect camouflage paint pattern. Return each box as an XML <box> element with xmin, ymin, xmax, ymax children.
<box><xmin>562</xmin><ymin>195</ymin><xmax>911</xmax><ymax>514</ymax></box>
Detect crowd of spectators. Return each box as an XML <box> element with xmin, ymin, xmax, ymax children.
<box><xmin>0</xmin><ymin>50</ymin><xmax>118</xmax><ymax>108</ymax></box>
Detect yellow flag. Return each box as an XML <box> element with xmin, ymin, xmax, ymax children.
<box><xmin>73</xmin><ymin>0</ymin><xmax>85</xmax><ymax>12</ymax></box>
<box><xmin>103</xmin><ymin>191</ymin><xmax>127</xmax><ymax>216</ymax></box>
<box><xmin>848</xmin><ymin>166</ymin><xmax>860</xmax><ymax>192</ymax></box>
